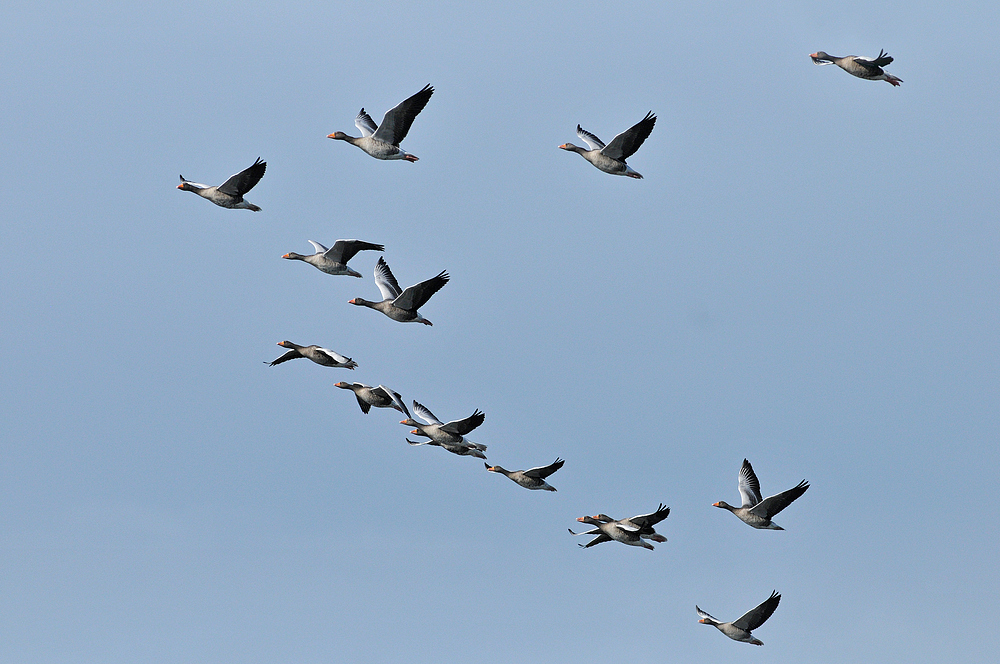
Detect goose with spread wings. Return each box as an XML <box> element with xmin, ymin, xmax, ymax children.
<box><xmin>282</xmin><ymin>239</ymin><xmax>384</xmax><ymax>277</ymax></box>
<box><xmin>568</xmin><ymin>504</ymin><xmax>670</xmax><ymax>550</ymax></box>
<box><xmin>177</xmin><ymin>158</ymin><xmax>266</xmax><ymax>210</ymax></box>
<box><xmin>485</xmin><ymin>458</ymin><xmax>564</xmax><ymax>491</ymax></box>
<box><xmin>334</xmin><ymin>382</ymin><xmax>410</xmax><ymax>417</ymax></box>
<box><xmin>265</xmin><ymin>341</ymin><xmax>357</xmax><ymax>369</ymax></box>
<box><xmin>349</xmin><ymin>257</ymin><xmax>449</xmax><ymax>325</ymax></box>
<box><xmin>559</xmin><ymin>112</ymin><xmax>655</xmax><ymax>178</ymax></box>
<box><xmin>713</xmin><ymin>459</ymin><xmax>808</xmax><ymax>530</ymax></box>
<box><xmin>327</xmin><ymin>84</ymin><xmax>434</xmax><ymax>161</ymax></box>
<box><xmin>697</xmin><ymin>591</ymin><xmax>781</xmax><ymax>646</ymax></box>
<box><xmin>810</xmin><ymin>50</ymin><xmax>902</xmax><ymax>86</ymax></box>
<box><xmin>401</xmin><ymin>400</ymin><xmax>485</xmax><ymax>445</ymax></box>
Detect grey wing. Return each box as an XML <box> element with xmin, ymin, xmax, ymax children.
<box><xmin>326</xmin><ymin>239</ymin><xmax>385</xmax><ymax>264</ymax></box>
<box><xmin>268</xmin><ymin>349</ymin><xmax>301</xmax><ymax>366</ymax></box>
<box><xmin>392</xmin><ymin>270</ymin><xmax>449</xmax><ymax>312</ymax></box>
<box><xmin>354</xmin><ymin>393</ymin><xmax>372</xmax><ymax>414</ymax></box>
<box><xmin>738</xmin><ymin>458</ymin><xmax>764</xmax><ymax>508</ymax></box>
<box><xmin>524</xmin><ymin>458</ymin><xmax>564</xmax><ymax>479</ymax></box>
<box><xmin>627</xmin><ymin>503</ymin><xmax>670</xmax><ymax>528</ymax></box>
<box><xmin>217</xmin><ymin>157</ymin><xmax>266</xmax><ymax>197</ymax></box>
<box><xmin>601</xmin><ymin>112</ymin><xmax>655</xmax><ymax>161</ymax></box>
<box><xmin>412</xmin><ymin>400</ymin><xmax>443</xmax><ymax>425</ymax></box>
<box><xmin>750</xmin><ymin>480</ymin><xmax>809</xmax><ymax>519</ymax></box>
<box><xmin>355</xmin><ymin>109</ymin><xmax>378</xmax><ymax>137</ymax></box>
<box><xmin>576</xmin><ymin>125</ymin><xmax>605</xmax><ymax>151</ymax></box>
<box><xmin>695</xmin><ymin>606</ymin><xmax>719</xmax><ymax>622</ymax></box>
<box><xmin>856</xmin><ymin>50</ymin><xmax>892</xmax><ymax>70</ymax></box>
<box><xmin>373</xmin><ymin>257</ymin><xmax>403</xmax><ymax>300</ymax></box>
<box><xmin>307</xmin><ymin>240</ymin><xmax>330</xmax><ymax>254</ymax></box>
<box><xmin>440</xmin><ymin>409</ymin><xmax>485</xmax><ymax>436</ymax></box>
<box><xmin>372</xmin><ymin>84</ymin><xmax>434</xmax><ymax>146</ymax></box>
<box><xmin>375</xmin><ymin>385</ymin><xmax>411</xmax><ymax>419</ymax></box>
<box><xmin>733</xmin><ymin>591</ymin><xmax>780</xmax><ymax>632</ymax></box>
<box><xmin>581</xmin><ymin>534</ymin><xmax>613</xmax><ymax>548</ymax></box>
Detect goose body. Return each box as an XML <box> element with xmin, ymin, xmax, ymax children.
<box><xmin>697</xmin><ymin>591</ymin><xmax>781</xmax><ymax>646</ymax></box>
<box><xmin>266</xmin><ymin>341</ymin><xmax>357</xmax><ymax>369</ymax></box>
<box><xmin>177</xmin><ymin>158</ymin><xmax>266</xmax><ymax>210</ymax></box>
<box><xmin>335</xmin><ymin>382</ymin><xmax>409</xmax><ymax>417</ymax></box>
<box><xmin>401</xmin><ymin>400</ymin><xmax>485</xmax><ymax>447</ymax></box>
<box><xmin>569</xmin><ymin>504</ymin><xmax>670</xmax><ymax>550</ymax></box>
<box><xmin>559</xmin><ymin>112</ymin><xmax>655</xmax><ymax>178</ymax></box>
<box><xmin>350</xmin><ymin>257</ymin><xmax>449</xmax><ymax>325</ymax></box>
<box><xmin>283</xmin><ymin>239</ymin><xmax>384</xmax><ymax>277</ymax></box>
<box><xmin>327</xmin><ymin>84</ymin><xmax>434</xmax><ymax>161</ymax></box>
<box><xmin>714</xmin><ymin>459</ymin><xmax>808</xmax><ymax>530</ymax></box>
<box><xmin>406</xmin><ymin>437</ymin><xmax>487</xmax><ymax>459</ymax></box>
<box><xmin>485</xmin><ymin>458</ymin><xmax>564</xmax><ymax>491</ymax></box>
<box><xmin>810</xmin><ymin>50</ymin><xmax>902</xmax><ymax>86</ymax></box>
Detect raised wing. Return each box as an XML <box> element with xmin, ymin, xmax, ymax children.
<box><xmin>695</xmin><ymin>606</ymin><xmax>720</xmax><ymax>623</ymax></box>
<box><xmin>626</xmin><ymin>503</ymin><xmax>670</xmax><ymax>528</ymax></box>
<box><xmin>217</xmin><ymin>157</ymin><xmax>266</xmax><ymax>197</ymax></box>
<box><xmin>524</xmin><ymin>458</ymin><xmax>564</xmax><ymax>479</ymax></box>
<box><xmin>576</xmin><ymin>125</ymin><xmax>605</xmax><ymax>151</ymax></box>
<box><xmin>325</xmin><ymin>239</ymin><xmax>384</xmax><ymax>264</ymax></box>
<box><xmin>373</xmin><ymin>257</ymin><xmax>403</xmax><ymax>301</ymax></box>
<box><xmin>355</xmin><ymin>109</ymin><xmax>378</xmax><ymax>137</ymax></box>
<box><xmin>856</xmin><ymin>49</ymin><xmax>893</xmax><ymax>69</ymax></box>
<box><xmin>601</xmin><ymin>112</ymin><xmax>655</xmax><ymax>162</ymax></box>
<box><xmin>316</xmin><ymin>347</ymin><xmax>352</xmax><ymax>364</ymax></box>
<box><xmin>372</xmin><ymin>84</ymin><xmax>434</xmax><ymax>146</ymax></box>
<box><xmin>307</xmin><ymin>240</ymin><xmax>329</xmax><ymax>254</ymax></box>
<box><xmin>440</xmin><ymin>409</ymin><xmax>485</xmax><ymax>435</ymax></box>
<box><xmin>412</xmin><ymin>400</ymin><xmax>443</xmax><ymax>425</ymax></box>
<box><xmin>732</xmin><ymin>591</ymin><xmax>780</xmax><ymax>632</ymax></box>
<box><xmin>392</xmin><ymin>270</ymin><xmax>449</xmax><ymax>312</ymax></box>
<box><xmin>750</xmin><ymin>480</ymin><xmax>809</xmax><ymax>519</ymax></box>
<box><xmin>738</xmin><ymin>458</ymin><xmax>763</xmax><ymax>508</ymax></box>
<box><xmin>375</xmin><ymin>385</ymin><xmax>410</xmax><ymax>419</ymax></box>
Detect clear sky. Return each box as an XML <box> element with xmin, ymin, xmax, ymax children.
<box><xmin>2</xmin><ymin>1</ymin><xmax>998</xmax><ymax>662</ymax></box>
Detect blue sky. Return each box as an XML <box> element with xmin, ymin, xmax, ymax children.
<box><xmin>2</xmin><ymin>1</ymin><xmax>998</xmax><ymax>662</ymax></box>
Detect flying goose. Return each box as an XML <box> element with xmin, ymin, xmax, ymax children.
<box><xmin>810</xmin><ymin>50</ymin><xmax>902</xmax><ymax>86</ymax></box>
<box><xmin>327</xmin><ymin>84</ymin><xmax>434</xmax><ymax>161</ymax></box>
<box><xmin>265</xmin><ymin>341</ymin><xmax>357</xmax><ymax>369</ymax></box>
<box><xmin>177</xmin><ymin>158</ymin><xmax>266</xmax><ymax>210</ymax></box>
<box><xmin>713</xmin><ymin>459</ymin><xmax>808</xmax><ymax>530</ymax></box>
<box><xmin>282</xmin><ymin>239</ymin><xmax>384</xmax><ymax>277</ymax></box>
<box><xmin>349</xmin><ymin>257</ymin><xmax>449</xmax><ymax>325</ymax></box>
<box><xmin>334</xmin><ymin>382</ymin><xmax>410</xmax><ymax>418</ymax></box>
<box><xmin>401</xmin><ymin>400</ymin><xmax>485</xmax><ymax>446</ymax></box>
<box><xmin>406</xmin><ymin>437</ymin><xmax>487</xmax><ymax>460</ymax></box>
<box><xmin>697</xmin><ymin>591</ymin><xmax>781</xmax><ymax>646</ymax></box>
<box><xmin>559</xmin><ymin>112</ymin><xmax>655</xmax><ymax>178</ymax></box>
<box><xmin>485</xmin><ymin>458</ymin><xmax>564</xmax><ymax>491</ymax></box>
<box><xmin>568</xmin><ymin>504</ymin><xmax>670</xmax><ymax>550</ymax></box>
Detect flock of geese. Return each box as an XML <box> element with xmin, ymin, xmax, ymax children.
<box><xmin>176</xmin><ymin>49</ymin><xmax>900</xmax><ymax>647</ymax></box>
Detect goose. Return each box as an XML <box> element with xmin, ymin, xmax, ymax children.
<box><xmin>401</xmin><ymin>400</ymin><xmax>485</xmax><ymax>447</ymax></box>
<box><xmin>177</xmin><ymin>158</ymin><xmax>266</xmax><ymax>210</ymax></box>
<box><xmin>406</xmin><ymin>437</ymin><xmax>487</xmax><ymax>460</ymax></box>
<box><xmin>334</xmin><ymin>382</ymin><xmax>410</xmax><ymax>418</ymax></box>
<box><xmin>485</xmin><ymin>458</ymin><xmax>564</xmax><ymax>491</ymax></box>
<box><xmin>559</xmin><ymin>112</ymin><xmax>655</xmax><ymax>178</ymax></box>
<box><xmin>568</xmin><ymin>504</ymin><xmax>670</xmax><ymax>550</ymax></box>
<box><xmin>327</xmin><ymin>84</ymin><xmax>434</xmax><ymax>161</ymax></box>
<box><xmin>282</xmin><ymin>239</ymin><xmax>384</xmax><ymax>277</ymax></box>
<box><xmin>349</xmin><ymin>257</ymin><xmax>449</xmax><ymax>325</ymax></box>
<box><xmin>713</xmin><ymin>459</ymin><xmax>808</xmax><ymax>530</ymax></box>
<box><xmin>697</xmin><ymin>591</ymin><xmax>781</xmax><ymax>646</ymax></box>
<box><xmin>810</xmin><ymin>50</ymin><xmax>902</xmax><ymax>86</ymax></box>
<box><xmin>265</xmin><ymin>341</ymin><xmax>357</xmax><ymax>369</ymax></box>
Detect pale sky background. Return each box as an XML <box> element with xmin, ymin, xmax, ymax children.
<box><xmin>2</xmin><ymin>1</ymin><xmax>998</xmax><ymax>662</ymax></box>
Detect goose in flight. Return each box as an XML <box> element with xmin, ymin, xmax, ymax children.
<box><xmin>713</xmin><ymin>459</ymin><xmax>808</xmax><ymax>530</ymax></box>
<box><xmin>485</xmin><ymin>458</ymin><xmax>564</xmax><ymax>491</ymax></box>
<box><xmin>697</xmin><ymin>591</ymin><xmax>781</xmax><ymax>646</ymax></box>
<box><xmin>334</xmin><ymin>382</ymin><xmax>410</xmax><ymax>418</ymax></box>
<box><xmin>569</xmin><ymin>504</ymin><xmax>670</xmax><ymax>550</ymax></box>
<box><xmin>265</xmin><ymin>341</ymin><xmax>357</xmax><ymax>369</ymax></box>
<box><xmin>177</xmin><ymin>158</ymin><xmax>266</xmax><ymax>210</ymax></box>
<box><xmin>282</xmin><ymin>239</ymin><xmax>384</xmax><ymax>277</ymax></box>
<box><xmin>810</xmin><ymin>50</ymin><xmax>902</xmax><ymax>86</ymax></box>
<box><xmin>327</xmin><ymin>84</ymin><xmax>434</xmax><ymax>161</ymax></box>
<box><xmin>559</xmin><ymin>112</ymin><xmax>655</xmax><ymax>178</ymax></box>
<box><xmin>349</xmin><ymin>257</ymin><xmax>449</xmax><ymax>325</ymax></box>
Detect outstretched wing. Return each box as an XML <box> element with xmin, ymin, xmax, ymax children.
<box><xmin>325</xmin><ymin>239</ymin><xmax>384</xmax><ymax>264</ymax></box>
<box><xmin>412</xmin><ymin>400</ymin><xmax>443</xmax><ymax>426</ymax></box>
<box><xmin>524</xmin><ymin>458</ymin><xmax>565</xmax><ymax>479</ymax></box>
<box><xmin>751</xmin><ymin>480</ymin><xmax>809</xmax><ymax>519</ymax></box>
<box><xmin>738</xmin><ymin>458</ymin><xmax>764</xmax><ymax>508</ymax></box>
<box><xmin>732</xmin><ymin>591</ymin><xmax>780</xmax><ymax>632</ymax></box>
<box><xmin>355</xmin><ymin>109</ymin><xmax>378</xmax><ymax>137</ymax></box>
<box><xmin>627</xmin><ymin>503</ymin><xmax>670</xmax><ymax>528</ymax></box>
<box><xmin>695</xmin><ymin>606</ymin><xmax>720</xmax><ymax>623</ymax></box>
<box><xmin>374</xmin><ymin>385</ymin><xmax>411</xmax><ymax>419</ymax></box>
<box><xmin>268</xmin><ymin>349</ymin><xmax>301</xmax><ymax>366</ymax></box>
<box><xmin>601</xmin><ymin>112</ymin><xmax>655</xmax><ymax>162</ymax></box>
<box><xmin>856</xmin><ymin>49</ymin><xmax>893</xmax><ymax>70</ymax></box>
<box><xmin>372</xmin><ymin>84</ymin><xmax>434</xmax><ymax>146</ymax></box>
<box><xmin>392</xmin><ymin>270</ymin><xmax>449</xmax><ymax>312</ymax></box>
<box><xmin>217</xmin><ymin>157</ymin><xmax>266</xmax><ymax>197</ymax></box>
<box><xmin>440</xmin><ymin>409</ymin><xmax>485</xmax><ymax>435</ymax></box>
<box><xmin>575</xmin><ymin>125</ymin><xmax>605</xmax><ymax>151</ymax></box>
<box><xmin>307</xmin><ymin>240</ymin><xmax>329</xmax><ymax>254</ymax></box>
<box><xmin>373</xmin><ymin>257</ymin><xmax>403</xmax><ymax>301</ymax></box>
